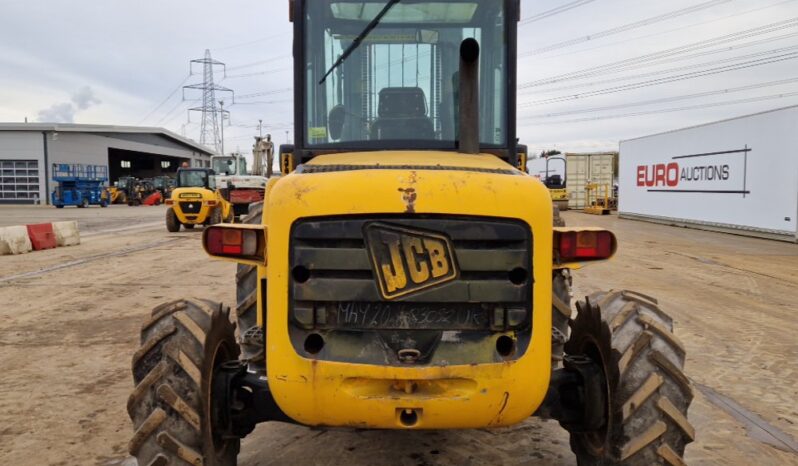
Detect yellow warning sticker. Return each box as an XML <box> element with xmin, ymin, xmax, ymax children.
<box><xmin>309</xmin><ymin>127</ymin><xmax>328</xmax><ymax>139</ymax></box>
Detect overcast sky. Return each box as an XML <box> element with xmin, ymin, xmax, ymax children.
<box><xmin>1</xmin><ymin>0</ymin><xmax>797</xmax><ymax>164</ymax></box>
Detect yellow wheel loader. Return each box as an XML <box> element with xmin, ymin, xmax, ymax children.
<box><xmin>129</xmin><ymin>2</ymin><xmax>693</xmax><ymax>465</ymax></box>
<box><xmin>164</xmin><ymin>167</ymin><xmax>233</xmax><ymax>232</ymax></box>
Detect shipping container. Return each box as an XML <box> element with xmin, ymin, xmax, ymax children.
<box><xmin>565</xmin><ymin>152</ymin><xmax>617</xmax><ymax>209</ymax></box>
<box><xmin>618</xmin><ymin>105</ymin><xmax>798</xmax><ymax>242</ymax></box>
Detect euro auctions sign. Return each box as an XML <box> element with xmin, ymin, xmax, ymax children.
<box><xmin>636</xmin><ymin>148</ymin><xmax>749</xmax><ymax>196</ymax></box>
<box><xmin>619</xmin><ymin>105</ymin><xmax>798</xmax><ymax>238</ymax></box>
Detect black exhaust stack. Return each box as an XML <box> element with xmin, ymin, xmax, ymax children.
<box><xmin>458</xmin><ymin>38</ymin><xmax>480</xmax><ymax>154</ymax></box>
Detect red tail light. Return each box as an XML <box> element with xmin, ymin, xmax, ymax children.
<box><xmin>557</xmin><ymin>230</ymin><xmax>615</xmax><ymax>261</ymax></box>
<box><xmin>165</xmin><ymin>199</ymin><xmax>174</xmax><ymax>205</ymax></box>
<box><xmin>205</xmin><ymin>200</ymin><xmax>217</xmax><ymax>207</ymax></box>
<box><xmin>206</xmin><ymin>227</ymin><xmax>258</xmax><ymax>257</ymax></box>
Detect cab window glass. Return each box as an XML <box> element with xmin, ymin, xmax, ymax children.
<box><xmin>305</xmin><ymin>0</ymin><xmax>507</xmax><ymax>148</ymax></box>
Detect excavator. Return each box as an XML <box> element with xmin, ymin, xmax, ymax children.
<box><xmin>212</xmin><ymin>153</ymin><xmax>268</xmax><ymax>220</ymax></box>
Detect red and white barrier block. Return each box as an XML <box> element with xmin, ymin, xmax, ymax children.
<box><xmin>53</xmin><ymin>221</ymin><xmax>81</xmax><ymax>247</ymax></box>
<box><xmin>0</xmin><ymin>220</ymin><xmax>80</xmax><ymax>255</ymax></box>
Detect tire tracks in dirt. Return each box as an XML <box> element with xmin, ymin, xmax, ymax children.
<box><xmin>0</xmin><ymin>237</ymin><xmax>184</xmax><ymax>284</ymax></box>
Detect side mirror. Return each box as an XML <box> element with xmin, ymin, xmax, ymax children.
<box><xmin>328</xmin><ymin>105</ymin><xmax>346</xmax><ymax>141</ymax></box>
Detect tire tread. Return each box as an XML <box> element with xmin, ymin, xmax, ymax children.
<box><xmin>127</xmin><ymin>299</ymin><xmax>239</xmax><ymax>466</ymax></box>
<box><xmin>566</xmin><ymin>290</ymin><xmax>693</xmax><ymax>466</ymax></box>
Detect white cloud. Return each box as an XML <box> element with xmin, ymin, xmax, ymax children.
<box><xmin>71</xmin><ymin>86</ymin><xmax>101</xmax><ymax>110</ymax></box>
<box><xmin>37</xmin><ymin>86</ymin><xmax>102</xmax><ymax>123</ymax></box>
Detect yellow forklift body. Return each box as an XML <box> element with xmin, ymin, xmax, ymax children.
<box><xmin>170</xmin><ymin>187</ymin><xmax>232</xmax><ymax>225</ymax></box>
<box><xmin>261</xmin><ymin>151</ymin><xmax>553</xmax><ymax>429</ymax></box>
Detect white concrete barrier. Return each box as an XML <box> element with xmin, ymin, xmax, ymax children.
<box><xmin>52</xmin><ymin>221</ymin><xmax>81</xmax><ymax>247</ymax></box>
<box><xmin>0</xmin><ymin>225</ymin><xmax>33</xmax><ymax>255</ymax></box>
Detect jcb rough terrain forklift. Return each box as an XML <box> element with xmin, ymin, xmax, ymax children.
<box><xmin>152</xmin><ymin>175</ymin><xmax>175</xmax><ymax>200</ymax></box>
<box><xmin>127</xmin><ymin>179</ymin><xmax>158</xmax><ymax>206</ymax></box>
<box><xmin>129</xmin><ymin>1</ymin><xmax>693</xmax><ymax>465</ymax></box>
<box><xmin>164</xmin><ymin>168</ymin><xmax>234</xmax><ymax>232</ymax></box>
<box><xmin>112</xmin><ymin>176</ymin><xmax>137</xmax><ymax>204</ymax></box>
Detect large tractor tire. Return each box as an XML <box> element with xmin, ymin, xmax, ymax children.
<box><xmin>209</xmin><ymin>207</ymin><xmax>223</xmax><ymax>225</ymax></box>
<box><xmin>551</xmin><ymin>270</ymin><xmax>572</xmax><ymax>368</ymax></box>
<box><xmin>565</xmin><ymin>291</ymin><xmax>694</xmax><ymax>466</ymax></box>
<box><xmin>128</xmin><ymin>299</ymin><xmax>240</xmax><ymax>466</ymax></box>
<box><xmin>553</xmin><ymin>204</ymin><xmax>566</xmax><ymax>227</ymax></box>
<box><xmin>165</xmin><ymin>207</ymin><xmax>180</xmax><ymax>233</ymax></box>
<box><xmin>236</xmin><ymin>202</ymin><xmax>264</xmax><ymax>366</ymax></box>
<box><xmin>551</xmin><ymin>206</ymin><xmax>570</xmax><ymax>367</ymax></box>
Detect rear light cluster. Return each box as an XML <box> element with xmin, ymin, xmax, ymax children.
<box><xmin>204</xmin><ymin>200</ymin><xmax>217</xmax><ymax>206</ymax></box>
<box><xmin>556</xmin><ymin>230</ymin><xmax>615</xmax><ymax>261</ymax></box>
<box><xmin>206</xmin><ymin>228</ymin><xmax>259</xmax><ymax>257</ymax></box>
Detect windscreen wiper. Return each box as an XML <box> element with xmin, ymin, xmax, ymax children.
<box><xmin>319</xmin><ymin>0</ymin><xmax>401</xmax><ymax>84</ymax></box>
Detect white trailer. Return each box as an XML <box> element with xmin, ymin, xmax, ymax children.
<box><xmin>619</xmin><ymin>105</ymin><xmax>798</xmax><ymax>242</ymax></box>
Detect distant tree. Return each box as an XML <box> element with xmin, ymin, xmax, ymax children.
<box><xmin>540</xmin><ymin>149</ymin><xmax>562</xmax><ymax>158</ymax></box>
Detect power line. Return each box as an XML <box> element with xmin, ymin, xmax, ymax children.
<box><xmin>137</xmin><ymin>74</ymin><xmax>190</xmax><ymax>125</ymax></box>
<box><xmin>236</xmin><ymin>88</ymin><xmax>292</xmax><ymax>99</ymax></box>
<box><xmin>525</xmin><ymin>91</ymin><xmax>798</xmax><ymax>125</ymax></box>
<box><xmin>532</xmin><ymin>0</ymin><xmax>798</xmax><ymax>62</ymax></box>
<box><xmin>523</xmin><ymin>51</ymin><xmax>798</xmax><ymax>106</ymax></box>
<box><xmin>520</xmin><ymin>0</ymin><xmax>596</xmax><ymax>25</ymax></box>
<box><xmin>520</xmin><ymin>42</ymin><xmax>798</xmax><ymax>99</ymax></box>
<box><xmin>223</xmin><ymin>67</ymin><xmax>292</xmax><ymax>79</ymax></box>
<box><xmin>230</xmin><ymin>99</ymin><xmax>293</xmax><ymax>106</ymax></box>
<box><xmin>226</xmin><ymin>55</ymin><xmax>291</xmax><ymax>71</ymax></box>
<box><xmin>155</xmin><ymin>98</ymin><xmax>194</xmax><ymax>126</ymax></box>
<box><xmin>520</xmin><ymin>77</ymin><xmax>798</xmax><ymax>118</ymax></box>
<box><xmin>521</xmin><ymin>0</ymin><xmax>732</xmax><ymax>57</ymax></box>
<box><xmin>520</xmin><ymin>18</ymin><xmax>798</xmax><ymax>89</ymax></box>
<box><xmin>216</xmin><ymin>32</ymin><xmax>284</xmax><ymax>51</ymax></box>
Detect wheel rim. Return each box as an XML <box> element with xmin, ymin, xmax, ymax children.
<box><xmin>207</xmin><ymin>338</ymin><xmax>236</xmax><ymax>457</ymax></box>
<box><xmin>573</xmin><ymin>336</ymin><xmax>612</xmax><ymax>457</ymax></box>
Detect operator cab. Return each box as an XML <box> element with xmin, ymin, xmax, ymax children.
<box><xmin>545</xmin><ymin>174</ymin><xmax>564</xmax><ymax>189</ymax></box>
<box><xmin>212</xmin><ymin>156</ymin><xmax>247</xmax><ymax>176</ymax></box>
<box><xmin>294</xmin><ymin>0</ymin><xmax>519</xmax><ymax>164</ymax></box>
<box><xmin>177</xmin><ymin>168</ymin><xmax>217</xmax><ymax>190</ymax></box>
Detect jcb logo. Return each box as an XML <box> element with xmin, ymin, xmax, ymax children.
<box><xmin>364</xmin><ymin>223</ymin><xmax>458</xmax><ymax>300</ymax></box>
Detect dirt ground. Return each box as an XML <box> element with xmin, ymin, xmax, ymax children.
<box><xmin>1</xmin><ymin>204</ymin><xmax>797</xmax><ymax>465</ymax></box>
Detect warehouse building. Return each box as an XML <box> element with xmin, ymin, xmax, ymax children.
<box><xmin>619</xmin><ymin>105</ymin><xmax>798</xmax><ymax>243</ymax></box>
<box><xmin>0</xmin><ymin>123</ymin><xmax>214</xmax><ymax>204</ymax></box>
